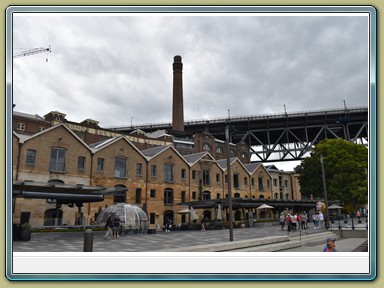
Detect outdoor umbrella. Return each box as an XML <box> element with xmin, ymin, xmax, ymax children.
<box><xmin>190</xmin><ymin>207</ymin><xmax>198</xmax><ymax>221</ymax></box>
<box><xmin>328</xmin><ymin>204</ymin><xmax>343</xmax><ymax>210</ymax></box>
<box><xmin>216</xmin><ymin>204</ymin><xmax>222</xmax><ymax>221</ymax></box>
<box><xmin>256</xmin><ymin>204</ymin><xmax>274</xmax><ymax>219</ymax></box>
<box><xmin>178</xmin><ymin>208</ymin><xmax>192</xmax><ymax>214</ymax></box>
<box><xmin>256</xmin><ymin>204</ymin><xmax>274</xmax><ymax>210</ymax></box>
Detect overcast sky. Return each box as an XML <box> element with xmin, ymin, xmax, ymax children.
<box><xmin>11</xmin><ymin>12</ymin><xmax>370</xmax><ymax>169</ymax></box>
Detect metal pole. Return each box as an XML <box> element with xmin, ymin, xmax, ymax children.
<box><xmin>226</xmin><ymin>124</ymin><xmax>234</xmax><ymax>242</ymax></box>
<box><xmin>320</xmin><ymin>154</ymin><xmax>330</xmax><ymax>229</ymax></box>
<box><xmin>83</xmin><ymin>229</ymin><xmax>93</xmax><ymax>252</ymax></box>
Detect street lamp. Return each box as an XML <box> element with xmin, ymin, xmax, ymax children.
<box><xmin>320</xmin><ymin>154</ymin><xmax>330</xmax><ymax>229</ymax></box>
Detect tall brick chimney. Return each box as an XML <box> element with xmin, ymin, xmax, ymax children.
<box><xmin>172</xmin><ymin>55</ymin><xmax>184</xmax><ymax>132</ymax></box>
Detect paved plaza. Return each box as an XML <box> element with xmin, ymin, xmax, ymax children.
<box><xmin>12</xmin><ymin>221</ymin><xmax>368</xmax><ymax>253</ymax></box>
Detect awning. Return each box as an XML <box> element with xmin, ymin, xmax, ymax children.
<box><xmin>13</xmin><ymin>180</ymin><xmax>128</xmax><ymax>204</ymax></box>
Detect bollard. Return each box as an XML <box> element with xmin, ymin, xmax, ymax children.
<box><xmin>83</xmin><ymin>229</ymin><xmax>93</xmax><ymax>252</ymax></box>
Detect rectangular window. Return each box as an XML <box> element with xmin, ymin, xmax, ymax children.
<box><xmin>136</xmin><ymin>163</ymin><xmax>143</xmax><ymax>176</ymax></box>
<box><xmin>151</xmin><ymin>165</ymin><xmax>157</xmax><ymax>177</ymax></box>
<box><xmin>49</xmin><ymin>147</ymin><xmax>66</xmax><ymax>172</ymax></box>
<box><xmin>225</xmin><ymin>174</ymin><xmax>228</xmax><ymax>184</ymax></box>
<box><xmin>192</xmin><ymin>192</ymin><xmax>196</xmax><ymax>200</ymax></box>
<box><xmin>135</xmin><ymin>188</ymin><xmax>141</xmax><ymax>204</ymax></box>
<box><xmin>26</xmin><ymin>149</ymin><xmax>36</xmax><ymax>165</ymax></box>
<box><xmin>150</xmin><ymin>189</ymin><xmax>156</xmax><ymax>198</ymax></box>
<box><xmin>267</xmin><ymin>179</ymin><xmax>270</xmax><ymax>187</ymax></box>
<box><xmin>258</xmin><ymin>177</ymin><xmax>264</xmax><ymax>191</ymax></box>
<box><xmin>164</xmin><ymin>189</ymin><xmax>174</xmax><ymax>205</ymax></box>
<box><xmin>203</xmin><ymin>169</ymin><xmax>210</xmax><ymax>186</ymax></box>
<box><xmin>97</xmin><ymin>158</ymin><xmax>104</xmax><ymax>171</ymax></box>
<box><xmin>251</xmin><ymin>178</ymin><xmax>255</xmax><ymax>187</ymax></box>
<box><xmin>164</xmin><ymin>164</ymin><xmax>174</xmax><ymax>182</ymax></box>
<box><xmin>77</xmin><ymin>156</ymin><xmax>86</xmax><ymax>170</ymax></box>
<box><xmin>181</xmin><ymin>169</ymin><xmax>186</xmax><ymax>179</ymax></box>
<box><xmin>273</xmin><ymin>179</ymin><xmax>278</xmax><ymax>187</ymax></box>
<box><xmin>192</xmin><ymin>170</ymin><xmax>196</xmax><ymax>180</ymax></box>
<box><xmin>114</xmin><ymin>157</ymin><xmax>127</xmax><ymax>178</ymax></box>
<box><xmin>233</xmin><ymin>174</ymin><xmax>240</xmax><ymax>189</ymax></box>
<box><xmin>216</xmin><ymin>173</ymin><xmax>220</xmax><ymax>183</ymax></box>
<box><xmin>244</xmin><ymin>177</ymin><xmax>248</xmax><ymax>186</ymax></box>
<box><xmin>217</xmin><ymin>193</ymin><xmax>221</xmax><ymax>199</ymax></box>
<box><xmin>38</xmin><ymin>126</ymin><xmax>45</xmax><ymax>132</ymax></box>
<box><xmin>181</xmin><ymin>191</ymin><xmax>186</xmax><ymax>203</ymax></box>
<box><xmin>17</xmin><ymin>122</ymin><xmax>25</xmax><ymax>131</ymax></box>
<box><xmin>285</xmin><ymin>180</ymin><xmax>289</xmax><ymax>188</ymax></box>
<box><xmin>150</xmin><ymin>213</ymin><xmax>156</xmax><ymax>225</ymax></box>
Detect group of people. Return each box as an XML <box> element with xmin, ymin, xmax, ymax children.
<box><xmin>280</xmin><ymin>211</ymin><xmax>308</xmax><ymax>231</ymax></box>
<box><xmin>280</xmin><ymin>210</ymin><xmax>326</xmax><ymax>231</ymax></box>
<box><xmin>104</xmin><ymin>215</ymin><xmax>122</xmax><ymax>239</ymax></box>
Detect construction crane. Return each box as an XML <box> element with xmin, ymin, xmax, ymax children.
<box><xmin>13</xmin><ymin>46</ymin><xmax>51</xmax><ymax>59</ymax></box>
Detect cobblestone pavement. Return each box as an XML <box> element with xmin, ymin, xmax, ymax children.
<box><xmin>12</xmin><ymin>221</ymin><xmax>368</xmax><ymax>253</ymax></box>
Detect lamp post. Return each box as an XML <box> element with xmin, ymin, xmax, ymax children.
<box><xmin>320</xmin><ymin>154</ymin><xmax>330</xmax><ymax>229</ymax></box>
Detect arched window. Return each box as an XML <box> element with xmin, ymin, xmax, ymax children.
<box><xmin>114</xmin><ymin>184</ymin><xmax>126</xmax><ymax>203</ymax></box>
<box><xmin>202</xmin><ymin>191</ymin><xmax>211</xmax><ymax>200</ymax></box>
<box><xmin>44</xmin><ymin>209</ymin><xmax>63</xmax><ymax>226</ymax></box>
<box><xmin>234</xmin><ymin>193</ymin><xmax>240</xmax><ymax>198</ymax></box>
<box><xmin>203</xmin><ymin>143</ymin><xmax>211</xmax><ymax>151</ymax></box>
<box><xmin>163</xmin><ymin>210</ymin><xmax>174</xmax><ymax>226</ymax></box>
<box><xmin>216</xmin><ymin>146</ymin><xmax>224</xmax><ymax>154</ymax></box>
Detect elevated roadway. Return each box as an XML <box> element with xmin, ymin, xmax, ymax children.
<box><xmin>110</xmin><ymin>107</ymin><xmax>369</xmax><ymax>162</ymax></box>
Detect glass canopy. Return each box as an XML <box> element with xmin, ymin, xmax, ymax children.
<box><xmin>96</xmin><ymin>203</ymin><xmax>148</xmax><ymax>234</ymax></box>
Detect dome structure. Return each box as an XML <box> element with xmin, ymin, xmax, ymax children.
<box><xmin>96</xmin><ymin>203</ymin><xmax>148</xmax><ymax>234</ymax></box>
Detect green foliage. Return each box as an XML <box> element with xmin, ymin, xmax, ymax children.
<box><xmin>298</xmin><ymin>139</ymin><xmax>368</xmax><ymax>207</ymax></box>
<box><xmin>21</xmin><ymin>223</ymin><xmax>32</xmax><ymax>230</ymax></box>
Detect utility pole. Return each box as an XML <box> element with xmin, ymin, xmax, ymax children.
<box><xmin>226</xmin><ymin>109</ymin><xmax>234</xmax><ymax>241</ymax></box>
<box><xmin>320</xmin><ymin>154</ymin><xmax>330</xmax><ymax>229</ymax></box>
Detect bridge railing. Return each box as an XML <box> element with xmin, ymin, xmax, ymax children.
<box><xmin>106</xmin><ymin>106</ymin><xmax>368</xmax><ymax>131</ymax></box>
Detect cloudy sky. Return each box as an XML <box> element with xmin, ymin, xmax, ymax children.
<box><xmin>12</xmin><ymin>11</ymin><xmax>369</xmax><ymax>129</ymax></box>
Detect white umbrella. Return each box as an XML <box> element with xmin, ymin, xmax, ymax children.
<box><xmin>328</xmin><ymin>204</ymin><xmax>343</xmax><ymax>209</ymax></box>
<box><xmin>256</xmin><ymin>204</ymin><xmax>274</xmax><ymax>219</ymax></box>
<box><xmin>190</xmin><ymin>207</ymin><xmax>198</xmax><ymax>221</ymax></box>
<box><xmin>178</xmin><ymin>208</ymin><xmax>191</xmax><ymax>214</ymax></box>
<box><xmin>216</xmin><ymin>204</ymin><xmax>222</xmax><ymax>221</ymax></box>
<box><xmin>256</xmin><ymin>204</ymin><xmax>274</xmax><ymax>210</ymax></box>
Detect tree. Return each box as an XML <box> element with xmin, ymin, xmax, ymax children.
<box><xmin>298</xmin><ymin>139</ymin><xmax>368</xmax><ymax>208</ymax></box>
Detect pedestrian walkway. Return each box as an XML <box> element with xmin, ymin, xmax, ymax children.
<box><xmin>12</xmin><ymin>222</ymin><xmax>368</xmax><ymax>253</ymax></box>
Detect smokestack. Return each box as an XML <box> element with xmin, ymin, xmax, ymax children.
<box><xmin>172</xmin><ymin>55</ymin><xmax>184</xmax><ymax>132</ymax></box>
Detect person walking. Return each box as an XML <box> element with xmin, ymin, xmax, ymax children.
<box><xmin>319</xmin><ymin>211</ymin><xmax>324</xmax><ymax>229</ymax></box>
<box><xmin>113</xmin><ymin>216</ymin><xmax>120</xmax><ymax>238</ymax></box>
<box><xmin>279</xmin><ymin>213</ymin><xmax>285</xmax><ymax>230</ymax></box>
<box><xmin>165</xmin><ymin>219</ymin><xmax>171</xmax><ymax>232</ymax></box>
<box><xmin>313</xmin><ymin>213</ymin><xmax>320</xmax><ymax>229</ymax></box>
<box><xmin>201</xmin><ymin>214</ymin><xmax>206</xmax><ymax>231</ymax></box>
<box><xmin>104</xmin><ymin>215</ymin><xmax>114</xmax><ymax>240</ymax></box>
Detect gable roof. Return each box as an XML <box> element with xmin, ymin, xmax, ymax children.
<box><xmin>22</xmin><ymin>123</ymin><xmax>92</xmax><ymax>152</ymax></box>
<box><xmin>216</xmin><ymin>157</ymin><xmax>238</xmax><ymax>170</ymax></box>
<box><xmin>183</xmin><ymin>151</ymin><xmax>215</xmax><ymax>166</ymax></box>
<box><xmin>244</xmin><ymin>162</ymin><xmax>262</xmax><ymax>173</ymax></box>
<box><xmin>89</xmin><ymin>135</ymin><xmax>145</xmax><ymax>158</ymax></box>
<box><xmin>141</xmin><ymin>144</ymin><xmax>189</xmax><ymax>165</ymax></box>
<box><xmin>147</xmin><ymin>129</ymin><xmax>173</xmax><ymax>139</ymax></box>
<box><xmin>141</xmin><ymin>145</ymin><xmax>172</xmax><ymax>158</ymax></box>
